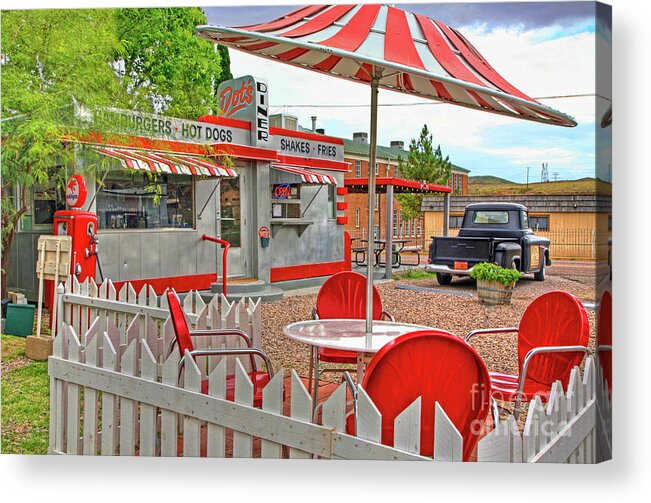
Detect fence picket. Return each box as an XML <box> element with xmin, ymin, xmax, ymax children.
<box><xmin>289</xmin><ymin>370</ymin><xmax>313</xmax><ymax>459</ymax></box>
<box><xmin>82</xmin><ymin>333</ymin><xmax>100</xmax><ymax>455</ymax></box>
<box><xmin>139</xmin><ymin>340</ymin><xmax>158</xmax><ymax>457</ymax></box>
<box><xmin>433</xmin><ymin>402</ymin><xmax>462</xmax><ymax>461</ymax></box>
<box><xmin>355</xmin><ymin>386</ymin><xmax>382</xmax><ymax>444</ymax></box>
<box><xmin>260</xmin><ymin>371</ymin><xmax>285</xmax><ymax>459</ymax></box>
<box><xmin>160</xmin><ymin>350</ymin><xmax>180</xmax><ymax>457</ymax></box>
<box><xmin>100</xmin><ymin>332</ymin><xmax>118</xmax><ymax>456</ymax></box>
<box><xmin>207</xmin><ymin>360</ymin><xmax>227</xmax><ymax>458</ymax></box>
<box><xmin>478</xmin><ymin>416</ymin><xmax>511</xmax><ymax>462</ymax></box>
<box><xmin>232</xmin><ymin>359</ymin><xmax>254</xmax><ymax>458</ymax></box>
<box><xmin>182</xmin><ymin>350</ymin><xmax>202</xmax><ymax>457</ymax></box>
<box><xmin>321</xmin><ymin>382</ymin><xmax>347</xmax><ymax>433</ymax></box>
<box><xmin>118</xmin><ymin>340</ymin><xmax>138</xmax><ymax>456</ymax></box>
<box><xmin>65</xmin><ymin>326</ymin><xmax>82</xmax><ymax>455</ymax></box>
<box><xmin>394</xmin><ymin>397</ymin><xmax>421</xmax><ymax>455</ymax></box>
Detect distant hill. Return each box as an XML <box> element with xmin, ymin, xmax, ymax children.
<box><xmin>469</xmin><ymin>175</ymin><xmax>515</xmax><ymax>185</ymax></box>
<box><xmin>469</xmin><ymin>177</ymin><xmax>611</xmax><ymax>196</ymax></box>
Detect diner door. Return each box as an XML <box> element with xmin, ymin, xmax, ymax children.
<box><xmin>219</xmin><ymin>175</ymin><xmax>251</xmax><ymax>278</ymax></box>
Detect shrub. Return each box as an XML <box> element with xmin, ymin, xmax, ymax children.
<box><xmin>470</xmin><ymin>262</ymin><xmax>522</xmax><ymax>287</ymax></box>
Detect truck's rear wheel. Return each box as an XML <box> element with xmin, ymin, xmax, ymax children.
<box><xmin>436</xmin><ymin>273</ymin><xmax>452</xmax><ymax>286</ymax></box>
<box><xmin>534</xmin><ymin>261</ymin><xmax>545</xmax><ymax>281</ymax></box>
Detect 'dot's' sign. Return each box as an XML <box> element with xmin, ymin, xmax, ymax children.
<box><xmin>217</xmin><ymin>75</ymin><xmax>269</xmax><ymax>147</ymax></box>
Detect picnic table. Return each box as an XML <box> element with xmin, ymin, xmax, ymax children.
<box><xmin>352</xmin><ymin>238</ymin><xmax>409</xmax><ymax>268</ymax></box>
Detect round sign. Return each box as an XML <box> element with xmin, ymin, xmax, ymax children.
<box><xmin>65</xmin><ymin>175</ymin><xmax>88</xmax><ymax>209</ymax></box>
<box><xmin>258</xmin><ymin>226</ymin><xmax>270</xmax><ymax>239</ymax></box>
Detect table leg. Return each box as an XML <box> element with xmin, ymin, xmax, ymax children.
<box><xmin>357</xmin><ymin>353</ymin><xmax>365</xmax><ymax>384</ymax></box>
<box><xmin>312</xmin><ymin>346</ymin><xmax>320</xmax><ymax>412</ymax></box>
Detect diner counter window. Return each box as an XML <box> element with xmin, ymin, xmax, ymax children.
<box><xmin>97</xmin><ymin>171</ymin><xmax>194</xmax><ymax>230</ymax></box>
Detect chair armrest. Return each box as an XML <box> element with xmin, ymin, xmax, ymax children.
<box><xmin>465</xmin><ymin>327</ymin><xmax>519</xmax><ymax>342</ymax></box>
<box><xmin>179</xmin><ymin>347</ymin><xmax>274</xmax><ymax>378</ymax></box>
<box><xmin>312</xmin><ymin>307</ymin><xmax>319</xmax><ymax>320</ymax></box>
<box><xmin>381</xmin><ymin>310</ymin><xmax>395</xmax><ymax>322</ymax></box>
<box><xmin>168</xmin><ymin>328</ymin><xmax>252</xmax><ymax>357</ymax></box>
<box><xmin>597</xmin><ymin>345</ymin><xmax>612</xmax><ymax>352</ymax></box>
<box><xmin>513</xmin><ymin>345</ymin><xmax>592</xmax><ymax>419</ymax></box>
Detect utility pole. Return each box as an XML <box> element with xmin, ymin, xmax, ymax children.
<box><xmin>552</xmin><ymin>172</ymin><xmax>559</xmax><ymax>182</ymax></box>
<box><xmin>526</xmin><ymin>166</ymin><xmax>530</xmax><ymax>189</ymax></box>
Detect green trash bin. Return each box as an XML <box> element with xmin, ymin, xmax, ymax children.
<box><xmin>4</xmin><ymin>303</ymin><xmax>36</xmax><ymax>337</ymax></box>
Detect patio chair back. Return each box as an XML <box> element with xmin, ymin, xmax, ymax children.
<box><xmin>167</xmin><ymin>290</ymin><xmax>194</xmax><ymax>355</ymax></box>
<box><xmin>315</xmin><ymin>271</ymin><xmax>383</xmax><ymax>320</ymax></box>
<box><xmin>518</xmin><ymin>291</ymin><xmax>590</xmax><ymax>395</ymax></box>
<box><xmin>597</xmin><ymin>290</ymin><xmax>612</xmax><ymax>392</ymax></box>
<box><xmin>362</xmin><ymin>330</ymin><xmax>491</xmax><ymax>461</ymax></box>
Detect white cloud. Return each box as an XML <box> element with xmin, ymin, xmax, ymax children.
<box><xmin>227</xmin><ymin>18</ymin><xmax>600</xmax><ymax>180</ymax></box>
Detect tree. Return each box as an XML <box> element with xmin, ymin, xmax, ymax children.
<box><xmin>395</xmin><ymin>124</ymin><xmax>452</xmax><ymax>221</ymax></box>
<box><xmin>115</xmin><ymin>7</ymin><xmax>229</xmax><ymax>119</ymax></box>
<box><xmin>1</xmin><ymin>9</ymin><xmax>123</xmax><ymax>298</ymax></box>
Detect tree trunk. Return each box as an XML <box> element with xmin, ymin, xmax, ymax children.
<box><xmin>1</xmin><ymin>184</ymin><xmax>27</xmax><ymax>299</ymax></box>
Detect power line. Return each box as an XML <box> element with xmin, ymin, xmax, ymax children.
<box><xmin>270</xmin><ymin>93</ymin><xmax>603</xmax><ymax>109</ymax></box>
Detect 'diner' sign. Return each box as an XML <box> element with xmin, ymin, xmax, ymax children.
<box><xmin>217</xmin><ymin>75</ymin><xmax>269</xmax><ymax>148</ymax></box>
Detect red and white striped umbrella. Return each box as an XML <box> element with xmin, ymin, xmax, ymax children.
<box><xmin>196</xmin><ymin>4</ymin><xmax>576</xmax><ymax>333</ymax></box>
<box><xmin>196</xmin><ymin>4</ymin><xmax>576</xmax><ymax>126</ymax></box>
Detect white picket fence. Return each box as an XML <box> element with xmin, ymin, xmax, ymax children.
<box><xmin>48</xmin><ymin>279</ymin><xmax>611</xmax><ymax>462</ymax></box>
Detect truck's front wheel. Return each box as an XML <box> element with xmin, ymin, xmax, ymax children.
<box><xmin>534</xmin><ymin>261</ymin><xmax>546</xmax><ymax>281</ymax></box>
<box><xmin>436</xmin><ymin>273</ymin><xmax>453</xmax><ymax>286</ymax></box>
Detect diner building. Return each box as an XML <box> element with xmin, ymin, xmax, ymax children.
<box><xmin>6</xmin><ymin>76</ymin><xmax>353</xmax><ymax>301</ymax></box>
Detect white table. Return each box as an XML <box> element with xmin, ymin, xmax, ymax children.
<box><xmin>283</xmin><ymin>319</ymin><xmax>433</xmax><ymax>406</ymax></box>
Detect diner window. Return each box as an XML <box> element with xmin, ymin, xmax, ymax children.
<box><xmin>355</xmin><ymin>160</ymin><xmax>361</xmax><ymax>178</ymax></box>
<box><xmin>473</xmin><ymin>211</ymin><xmax>509</xmax><ymax>224</ymax></box>
<box><xmin>449</xmin><ymin>215</ymin><xmax>464</xmax><ymax>228</ymax></box>
<box><xmin>327</xmin><ymin>185</ymin><xmax>336</xmax><ymax>219</ymax></box>
<box><xmin>32</xmin><ymin>179</ymin><xmax>66</xmax><ymax>226</ymax></box>
<box><xmin>221</xmin><ymin>177</ymin><xmax>241</xmax><ymax>247</ymax></box>
<box><xmin>97</xmin><ymin>171</ymin><xmax>193</xmax><ymax>231</ymax></box>
<box><xmin>530</xmin><ymin>215</ymin><xmax>549</xmax><ymax>231</ymax></box>
<box><xmin>356</xmin><ymin>208</ymin><xmax>360</xmax><ymax>228</ymax></box>
<box><xmin>271</xmin><ymin>183</ymin><xmax>301</xmax><ymax>220</ymax></box>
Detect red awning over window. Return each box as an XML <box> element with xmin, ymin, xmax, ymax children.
<box><xmin>271</xmin><ymin>164</ymin><xmax>336</xmax><ymax>184</ymax></box>
<box><xmin>93</xmin><ymin>146</ymin><xmax>237</xmax><ymax>177</ymax></box>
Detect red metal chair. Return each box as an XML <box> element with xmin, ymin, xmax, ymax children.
<box><xmin>347</xmin><ymin>330</ymin><xmax>492</xmax><ymax>461</ymax></box>
<box><xmin>166</xmin><ymin>290</ymin><xmax>274</xmax><ymax>407</ymax></box>
<box><xmin>310</xmin><ymin>271</ymin><xmax>394</xmax><ymax>387</ymax></box>
<box><xmin>597</xmin><ymin>290</ymin><xmax>612</xmax><ymax>394</ymax></box>
<box><xmin>465</xmin><ymin>290</ymin><xmax>591</xmax><ymax>419</ymax></box>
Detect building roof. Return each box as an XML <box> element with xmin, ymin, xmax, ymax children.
<box><xmin>342</xmin><ymin>137</ymin><xmax>470</xmax><ymax>173</ymax></box>
<box><xmin>422</xmin><ymin>194</ymin><xmax>612</xmax><ymax>213</ymax></box>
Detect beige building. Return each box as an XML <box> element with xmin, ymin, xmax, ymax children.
<box><xmin>422</xmin><ymin>194</ymin><xmax>611</xmax><ymax>260</ymax></box>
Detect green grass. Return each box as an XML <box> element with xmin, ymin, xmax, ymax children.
<box><xmin>1</xmin><ymin>334</ymin><xmax>50</xmax><ymax>454</ymax></box>
<box><xmin>395</xmin><ymin>269</ymin><xmax>436</xmax><ymax>280</ymax></box>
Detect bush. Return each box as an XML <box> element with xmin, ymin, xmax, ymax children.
<box><xmin>470</xmin><ymin>262</ymin><xmax>522</xmax><ymax>287</ymax></box>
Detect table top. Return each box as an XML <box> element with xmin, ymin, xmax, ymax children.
<box><xmin>283</xmin><ymin>319</ymin><xmax>432</xmax><ymax>353</ymax></box>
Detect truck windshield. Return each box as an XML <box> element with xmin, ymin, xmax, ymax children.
<box><xmin>472</xmin><ymin>211</ymin><xmax>509</xmax><ymax>224</ymax></box>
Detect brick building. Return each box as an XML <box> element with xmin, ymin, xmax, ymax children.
<box><xmin>341</xmin><ymin>132</ymin><xmax>469</xmax><ymax>246</ymax></box>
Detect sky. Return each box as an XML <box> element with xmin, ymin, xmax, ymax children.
<box><xmin>203</xmin><ymin>2</ymin><xmax>612</xmax><ymax>183</ymax></box>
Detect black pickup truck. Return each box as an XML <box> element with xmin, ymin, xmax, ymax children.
<box><xmin>425</xmin><ymin>203</ymin><xmax>551</xmax><ymax>285</ymax></box>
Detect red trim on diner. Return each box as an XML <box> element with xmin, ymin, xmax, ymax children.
<box><xmin>336</xmin><ymin>201</ymin><xmax>348</xmax><ymax>210</ymax></box>
<box><xmin>336</xmin><ymin>187</ymin><xmax>348</xmax><ymax>195</ymax></box>
<box><xmin>336</xmin><ymin>216</ymin><xmax>348</xmax><ymax>225</ymax></box>
<box><xmin>211</xmin><ymin>143</ymin><xmax>279</xmax><ymax>161</ymax></box>
<box><xmin>75</xmin><ymin>132</ymin><xmax>217</xmax><ymax>156</ymax></box>
<box><xmin>270</xmin><ymin>260</ymin><xmax>350</xmax><ymax>283</ymax></box>
<box><xmin>276</xmin><ymin>154</ymin><xmax>349</xmax><ymax>172</ymax></box>
<box><xmin>270</xmin><ymin>126</ymin><xmax>344</xmax><ymax>145</ymax></box>
<box><xmin>344</xmin><ymin>177</ymin><xmax>452</xmax><ymax>193</ymax></box>
<box><xmin>112</xmin><ymin>273</ymin><xmax>217</xmax><ymax>296</ymax></box>
<box><xmin>197</xmin><ymin>114</ymin><xmax>252</xmax><ymax>130</ymax></box>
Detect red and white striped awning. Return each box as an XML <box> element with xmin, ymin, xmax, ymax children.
<box><xmin>93</xmin><ymin>146</ymin><xmax>237</xmax><ymax>177</ymax></box>
<box><xmin>272</xmin><ymin>164</ymin><xmax>336</xmax><ymax>184</ymax></box>
<box><xmin>196</xmin><ymin>4</ymin><xmax>576</xmax><ymax>127</ymax></box>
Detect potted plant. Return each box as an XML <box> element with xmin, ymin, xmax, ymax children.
<box><xmin>470</xmin><ymin>262</ymin><xmax>522</xmax><ymax>305</ymax></box>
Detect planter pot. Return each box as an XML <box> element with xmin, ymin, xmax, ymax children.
<box><xmin>476</xmin><ymin>279</ymin><xmax>515</xmax><ymax>305</ymax></box>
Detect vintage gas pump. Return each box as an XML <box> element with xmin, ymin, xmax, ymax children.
<box><xmin>45</xmin><ymin>175</ymin><xmax>99</xmax><ymax>315</ymax></box>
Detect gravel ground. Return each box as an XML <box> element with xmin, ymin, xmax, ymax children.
<box><xmin>261</xmin><ymin>262</ymin><xmax>603</xmax><ymax>385</ymax></box>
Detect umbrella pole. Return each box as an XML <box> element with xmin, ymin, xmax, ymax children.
<box><xmin>366</xmin><ymin>73</ymin><xmax>380</xmax><ymax>334</ymax></box>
